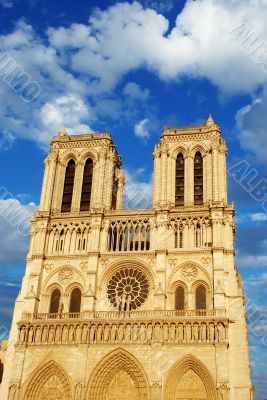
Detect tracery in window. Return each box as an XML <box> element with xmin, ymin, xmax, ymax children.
<box><xmin>175</xmin><ymin>153</ymin><xmax>185</xmax><ymax>206</ymax></box>
<box><xmin>194</xmin><ymin>152</ymin><xmax>203</xmax><ymax>205</ymax></box>
<box><xmin>107</xmin><ymin>268</ymin><xmax>149</xmax><ymax>311</ymax></box>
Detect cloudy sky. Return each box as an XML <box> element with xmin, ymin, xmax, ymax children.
<box><xmin>0</xmin><ymin>0</ymin><xmax>266</xmax><ymax>397</ymax></box>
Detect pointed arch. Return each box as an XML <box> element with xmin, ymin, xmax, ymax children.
<box><xmin>61</xmin><ymin>159</ymin><xmax>75</xmax><ymax>212</ymax></box>
<box><xmin>164</xmin><ymin>355</ymin><xmax>216</xmax><ymax>400</ymax></box>
<box><xmin>86</xmin><ymin>348</ymin><xmax>150</xmax><ymax>400</ymax></box>
<box><xmin>80</xmin><ymin>157</ymin><xmax>94</xmax><ymax>211</ymax></box>
<box><xmin>194</xmin><ymin>151</ymin><xmax>203</xmax><ymax>205</ymax></box>
<box><xmin>175</xmin><ymin>153</ymin><xmax>185</xmax><ymax>206</ymax></box>
<box><xmin>23</xmin><ymin>360</ymin><xmax>72</xmax><ymax>400</ymax></box>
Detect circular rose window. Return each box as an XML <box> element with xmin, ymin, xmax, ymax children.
<box><xmin>107</xmin><ymin>268</ymin><xmax>149</xmax><ymax>310</ymax></box>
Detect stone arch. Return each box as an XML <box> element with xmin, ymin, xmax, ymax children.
<box><xmin>79</xmin><ymin>148</ymin><xmax>99</xmax><ymax>164</ymax></box>
<box><xmin>171</xmin><ymin>145</ymin><xmax>188</xmax><ymax>159</ymax></box>
<box><xmin>86</xmin><ymin>348</ymin><xmax>150</xmax><ymax>400</ymax></box>
<box><xmin>98</xmin><ymin>259</ymin><xmax>156</xmax><ymax>290</ymax></box>
<box><xmin>164</xmin><ymin>354</ymin><xmax>216</xmax><ymax>400</ymax></box>
<box><xmin>167</xmin><ymin>261</ymin><xmax>212</xmax><ymax>290</ymax></box>
<box><xmin>59</xmin><ymin>152</ymin><xmax>79</xmax><ymax>166</ymax></box>
<box><xmin>23</xmin><ymin>360</ymin><xmax>72</xmax><ymax>400</ymax></box>
<box><xmin>190</xmin><ymin>144</ymin><xmax>208</xmax><ymax>158</ymax></box>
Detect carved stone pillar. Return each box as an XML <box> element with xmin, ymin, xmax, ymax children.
<box><xmin>72</xmin><ymin>162</ymin><xmax>84</xmax><ymax>212</ymax></box>
<box><xmin>152</xmin><ymin>145</ymin><xmax>161</xmax><ymax>207</ymax></box>
<box><xmin>39</xmin><ymin>151</ymin><xmax>57</xmax><ymax>212</ymax></box>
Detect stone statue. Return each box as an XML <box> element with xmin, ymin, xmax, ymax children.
<box><xmin>110</xmin><ymin>324</ymin><xmax>117</xmax><ymax>342</ymax></box>
<box><xmin>132</xmin><ymin>324</ymin><xmax>139</xmax><ymax>342</ymax></box>
<box><xmin>69</xmin><ymin>325</ymin><xmax>75</xmax><ymax>343</ymax></box>
<box><xmin>62</xmin><ymin>325</ymin><xmax>69</xmax><ymax>344</ymax></box>
<box><xmin>125</xmin><ymin>324</ymin><xmax>131</xmax><ymax>342</ymax></box>
<box><xmin>103</xmin><ymin>324</ymin><xmax>110</xmax><ymax>343</ymax></box>
<box><xmin>41</xmin><ymin>326</ymin><xmax>48</xmax><ymax>343</ymax></box>
<box><xmin>126</xmin><ymin>294</ymin><xmax>132</xmax><ymax>312</ymax></box>
<box><xmin>209</xmin><ymin>323</ymin><xmax>215</xmax><ymax>342</ymax></box>
<box><xmin>81</xmin><ymin>324</ymin><xmax>88</xmax><ymax>343</ymax></box>
<box><xmin>48</xmin><ymin>325</ymin><xmax>55</xmax><ymax>343</ymax></box>
<box><xmin>75</xmin><ymin>325</ymin><xmax>81</xmax><ymax>344</ymax></box>
<box><xmin>170</xmin><ymin>323</ymin><xmax>176</xmax><ymax>342</ymax></box>
<box><xmin>193</xmin><ymin>324</ymin><xmax>199</xmax><ymax>341</ymax></box>
<box><xmin>58</xmin><ymin>299</ymin><xmax>64</xmax><ymax>314</ymax></box>
<box><xmin>117</xmin><ymin>324</ymin><xmax>124</xmax><ymax>342</ymax></box>
<box><xmin>163</xmin><ymin>323</ymin><xmax>169</xmax><ymax>342</ymax></box>
<box><xmin>121</xmin><ymin>293</ymin><xmax>127</xmax><ymax>312</ymax></box>
<box><xmin>55</xmin><ymin>325</ymin><xmax>62</xmax><ymax>343</ymax></box>
<box><xmin>147</xmin><ymin>323</ymin><xmax>153</xmax><ymax>342</ymax></box>
<box><xmin>19</xmin><ymin>326</ymin><xmax>26</xmax><ymax>344</ymax></box>
<box><xmin>90</xmin><ymin>324</ymin><xmax>96</xmax><ymax>343</ymax></box>
<box><xmin>96</xmin><ymin>324</ymin><xmax>103</xmax><ymax>343</ymax></box>
<box><xmin>177</xmin><ymin>323</ymin><xmax>184</xmax><ymax>342</ymax></box>
<box><xmin>35</xmin><ymin>326</ymin><xmax>41</xmax><ymax>343</ymax></box>
<box><xmin>186</xmin><ymin>323</ymin><xmax>191</xmax><ymax>341</ymax></box>
<box><xmin>28</xmin><ymin>326</ymin><xmax>34</xmax><ymax>344</ymax></box>
<box><xmin>201</xmin><ymin>323</ymin><xmax>206</xmax><ymax>341</ymax></box>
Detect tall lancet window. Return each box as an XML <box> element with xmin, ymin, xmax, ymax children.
<box><xmin>80</xmin><ymin>158</ymin><xmax>93</xmax><ymax>211</ymax></box>
<box><xmin>69</xmin><ymin>288</ymin><xmax>82</xmax><ymax>313</ymax></box>
<box><xmin>61</xmin><ymin>160</ymin><xmax>75</xmax><ymax>212</ymax></box>
<box><xmin>175</xmin><ymin>153</ymin><xmax>185</xmax><ymax>206</ymax></box>
<box><xmin>175</xmin><ymin>286</ymin><xmax>185</xmax><ymax>310</ymax></box>
<box><xmin>111</xmin><ymin>173</ymin><xmax>118</xmax><ymax>210</ymax></box>
<box><xmin>194</xmin><ymin>152</ymin><xmax>203</xmax><ymax>205</ymax></box>
<box><xmin>196</xmin><ymin>285</ymin><xmax>207</xmax><ymax>310</ymax></box>
<box><xmin>49</xmin><ymin>289</ymin><xmax>61</xmax><ymax>313</ymax></box>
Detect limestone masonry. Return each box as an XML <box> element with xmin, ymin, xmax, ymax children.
<box><xmin>0</xmin><ymin>116</ymin><xmax>254</xmax><ymax>399</ymax></box>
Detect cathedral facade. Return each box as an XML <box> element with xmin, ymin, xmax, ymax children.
<box><xmin>0</xmin><ymin>116</ymin><xmax>253</xmax><ymax>399</ymax></box>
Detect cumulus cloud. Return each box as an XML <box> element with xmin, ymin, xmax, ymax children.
<box><xmin>2</xmin><ymin>1</ymin><xmax>267</xmax><ymax>148</ymax></box>
<box><xmin>134</xmin><ymin>118</ymin><xmax>150</xmax><ymax>139</ymax></box>
<box><xmin>0</xmin><ymin>196</ymin><xmax>37</xmax><ymax>263</ymax></box>
<box><xmin>236</xmin><ymin>87</ymin><xmax>267</xmax><ymax>163</ymax></box>
<box><xmin>124</xmin><ymin>169</ymin><xmax>153</xmax><ymax>208</ymax></box>
<box><xmin>251</xmin><ymin>212</ymin><xmax>267</xmax><ymax>222</ymax></box>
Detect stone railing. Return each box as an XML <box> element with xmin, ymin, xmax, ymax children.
<box><xmin>17</xmin><ymin>309</ymin><xmax>228</xmax><ymax>347</ymax></box>
<box><xmin>21</xmin><ymin>309</ymin><xmax>226</xmax><ymax>322</ymax></box>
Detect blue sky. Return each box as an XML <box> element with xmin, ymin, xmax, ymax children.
<box><xmin>0</xmin><ymin>0</ymin><xmax>266</xmax><ymax>397</ymax></box>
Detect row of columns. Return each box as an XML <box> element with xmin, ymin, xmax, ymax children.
<box><xmin>153</xmin><ymin>142</ymin><xmax>227</xmax><ymax>207</ymax></box>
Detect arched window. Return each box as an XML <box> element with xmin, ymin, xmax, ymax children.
<box><xmin>194</xmin><ymin>152</ymin><xmax>203</xmax><ymax>205</ymax></box>
<box><xmin>111</xmin><ymin>174</ymin><xmax>118</xmax><ymax>210</ymax></box>
<box><xmin>61</xmin><ymin>160</ymin><xmax>75</xmax><ymax>212</ymax></box>
<box><xmin>49</xmin><ymin>289</ymin><xmax>61</xmax><ymax>313</ymax></box>
<box><xmin>175</xmin><ymin>286</ymin><xmax>185</xmax><ymax>310</ymax></box>
<box><xmin>69</xmin><ymin>288</ymin><xmax>82</xmax><ymax>313</ymax></box>
<box><xmin>80</xmin><ymin>158</ymin><xmax>93</xmax><ymax>211</ymax></box>
<box><xmin>0</xmin><ymin>360</ymin><xmax>3</xmax><ymax>384</ymax></box>
<box><xmin>175</xmin><ymin>153</ymin><xmax>185</xmax><ymax>206</ymax></box>
<box><xmin>196</xmin><ymin>285</ymin><xmax>206</xmax><ymax>310</ymax></box>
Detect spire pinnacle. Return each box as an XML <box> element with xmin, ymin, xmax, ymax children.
<box><xmin>59</xmin><ymin>127</ymin><xmax>68</xmax><ymax>137</ymax></box>
<box><xmin>206</xmin><ymin>114</ymin><xmax>215</xmax><ymax>127</ymax></box>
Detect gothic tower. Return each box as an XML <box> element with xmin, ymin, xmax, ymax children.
<box><xmin>0</xmin><ymin>117</ymin><xmax>253</xmax><ymax>400</ymax></box>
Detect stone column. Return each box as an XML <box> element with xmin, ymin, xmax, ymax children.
<box><xmin>39</xmin><ymin>151</ymin><xmax>57</xmax><ymax>212</ymax></box>
<box><xmin>212</xmin><ymin>145</ymin><xmax>219</xmax><ymax>202</ymax></box>
<box><xmin>186</xmin><ymin>156</ymin><xmax>194</xmax><ymax>206</ymax></box>
<box><xmin>72</xmin><ymin>162</ymin><xmax>84</xmax><ymax>212</ymax></box>
<box><xmin>51</xmin><ymin>161</ymin><xmax>65</xmax><ymax>213</ymax></box>
<box><xmin>152</xmin><ymin>145</ymin><xmax>161</xmax><ymax>207</ymax></box>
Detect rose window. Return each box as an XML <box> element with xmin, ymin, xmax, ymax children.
<box><xmin>107</xmin><ymin>268</ymin><xmax>149</xmax><ymax>310</ymax></box>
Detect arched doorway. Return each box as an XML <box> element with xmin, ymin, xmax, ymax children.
<box><xmin>23</xmin><ymin>360</ymin><xmax>72</xmax><ymax>400</ymax></box>
<box><xmin>164</xmin><ymin>355</ymin><xmax>216</xmax><ymax>400</ymax></box>
<box><xmin>86</xmin><ymin>349</ymin><xmax>149</xmax><ymax>400</ymax></box>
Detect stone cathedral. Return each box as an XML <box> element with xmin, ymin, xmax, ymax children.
<box><xmin>0</xmin><ymin>116</ymin><xmax>254</xmax><ymax>400</ymax></box>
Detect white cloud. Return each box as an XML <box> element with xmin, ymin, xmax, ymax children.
<box><xmin>251</xmin><ymin>213</ymin><xmax>267</xmax><ymax>222</ymax></box>
<box><xmin>2</xmin><ymin>1</ymin><xmax>267</xmax><ymax>147</ymax></box>
<box><xmin>123</xmin><ymin>82</ymin><xmax>150</xmax><ymax>101</ymax></box>
<box><xmin>134</xmin><ymin>118</ymin><xmax>150</xmax><ymax>139</ymax></box>
<box><xmin>124</xmin><ymin>169</ymin><xmax>153</xmax><ymax>208</ymax></box>
<box><xmin>236</xmin><ymin>254</ymin><xmax>267</xmax><ymax>268</ymax></box>
<box><xmin>236</xmin><ymin>87</ymin><xmax>267</xmax><ymax>163</ymax></box>
<box><xmin>0</xmin><ymin>197</ymin><xmax>37</xmax><ymax>263</ymax></box>
<box><xmin>0</xmin><ymin>0</ymin><xmax>13</xmax><ymax>8</ymax></box>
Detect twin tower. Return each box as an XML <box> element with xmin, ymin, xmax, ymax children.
<box><xmin>0</xmin><ymin>116</ymin><xmax>253</xmax><ymax>400</ymax></box>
